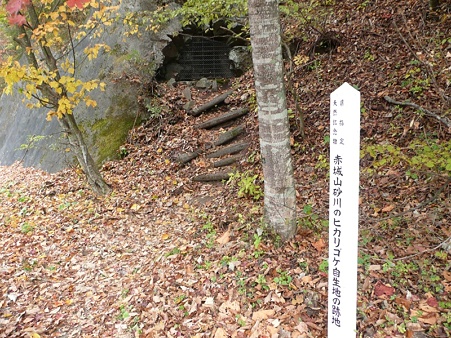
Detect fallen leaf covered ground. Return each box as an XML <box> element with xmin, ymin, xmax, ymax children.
<box><xmin>1</xmin><ymin>0</ymin><xmax>450</xmax><ymax>337</ymax></box>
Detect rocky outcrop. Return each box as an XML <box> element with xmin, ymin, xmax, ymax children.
<box><xmin>0</xmin><ymin>0</ymin><xmax>181</xmax><ymax>172</ymax></box>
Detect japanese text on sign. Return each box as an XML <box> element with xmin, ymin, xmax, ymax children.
<box><xmin>328</xmin><ymin>83</ymin><xmax>361</xmax><ymax>337</ymax></box>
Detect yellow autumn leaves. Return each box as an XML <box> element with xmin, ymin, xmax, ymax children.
<box><xmin>0</xmin><ymin>0</ymin><xmax>116</xmax><ymax>120</ymax></box>
<box><xmin>0</xmin><ymin>57</ymin><xmax>105</xmax><ymax>120</ymax></box>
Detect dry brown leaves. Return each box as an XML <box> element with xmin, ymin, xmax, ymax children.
<box><xmin>1</xmin><ymin>0</ymin><xmax>451</xmax><ymax>337</ymax></box>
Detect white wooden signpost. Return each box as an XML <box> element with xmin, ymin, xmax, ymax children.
<box><xmin>328</xmin><ymin>82</ymin><xmax>361</xmax><ymax>336</ymax></box>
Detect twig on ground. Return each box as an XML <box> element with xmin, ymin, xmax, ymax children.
<box><xmin>384</xmin><ymin>95</ymin><xmax>451</xmax><ymax>129</ymax></box>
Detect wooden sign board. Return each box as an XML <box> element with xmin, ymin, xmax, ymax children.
<box><xmin>328</xmin><ymin>82</ymin><xmax>361</xmax><ymax>336</ymax></box>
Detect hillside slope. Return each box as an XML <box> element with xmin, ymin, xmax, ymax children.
<box><xmin>0</xmin><ymin>0</ymin><xmax>450</xmax><ymax>337</ymax></box>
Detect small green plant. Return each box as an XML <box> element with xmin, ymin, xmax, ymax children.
<box><xmin>397</xmin><ymin>322</ymin><xmax>407</xmax><ymax>334</ymax></box>
<box><xmin>19</xmin><ymin>207</ymin><xmax>29</xmax><ymax>217</ymax></box>
<box><xmin>251</xmin><ymin>249</ymin><xmax>265</xmax><ymax>258</ymax></box>
<box><xmin>202</xmin><ymin>219</ymin><xmax>217</xmax><ymax>248</ymax></box>
<box><xmin>119</xmin><ymin>146</ymin><xmax>129</xmax><ymax>158</ymax></box>
<box><xmin>254</xmin><ymin>274</ymin><xmax>270</xmax><ymax>291</ymax></box>
<box><xmin>253</xmin><ymin>231</ymin><xmax>262</xmax><ymax>249</ymax></box>
<box><xmin>435</xmin><ymin>250</ymin><xmax>448</xmax><ymax>260</ymax></box>
<box><xmin>315</xmin><ymin>154</ymin><xmax>329</xmax><ymax>170</ymax></box>
<box><xmin>235</xmin><ymin>271</ymin><xmax>248</xmax><ymax>295</ymax></box>
<box><xmin>22</xmin><ymin>259</ymin><xmax>37</xmax><ymax>271</ymax></box>
<box><xmin>364</xmin><ymin>50</ymin><xmax>375</xmax><ymax>61</ymax></box>
<box><xmin>307</xmin><ymin>58</ymin><xmax>322</xmax><ymax>71</ymax></box>
<box><xmin>227</xmin><ymin>171</ymin><xmax>263</xmax><ymax>200</ymax></box>
<box><xmin>174</xmin><ymin>294</ymin><xmax>187</xmax><ymax>304</ymax></box>
<box><xmin>358</xmin><ymin>0</ymin><xmax>372</xmax><ymax>10</ymax></box>
<box><xmin>400</xmin><ymin>60</ymin><xmax>431</xmax><ymax>97</ymax></box>
<box><xmin>18</xmin><ymin>195</ymin><xmax>29</xmax><ymax>203</ymax></box>
<box><xmin>58</xmin><ymin>202</ymin><xmax>71</xmax><ymax>211</ymax></box>
<box><xmin>0</xmin><ymin>187</ymin><xmax>12</xmax><ymax>197</ymax></box>
<box><xmin>199</xmin><ymin>260</ymin><xmax>213</xmax><ymax>270</ymax></box>
<box><xmin>130</xmin><ymin>316</ymin><xmax>143</xmax><ymax>334</ymax></box>
<box><xmin>274</xmin><ymin>269</ymin><xmax>292</xmax><ymax>286</ymax></box>
<box><xmin>236</xmin><ymin>314</ymin><xmax>246</xmax><ymax>326</ymax></box>
<box><xmin>298</xmin><ymin>204</ymin><xmax>328</xmax><ymax>232</ymax></box>
<box><xmin>20</xmin><ymin>222</ymin><xmax>33</xmax><ymax>234</ymax></box>
<box><xmin>358</xmin><ymin>252</ymin><xmax>372</xmax><ymax>270</ymax></box>
<box><xmin>319</xmin><ymin>259</ymin><xmax>329</xmax><ymax>273</ymax></box>
<box><xmin>165</xmin><ymin>247</ymin><xmax>181</xmax><ymax>257</ymax></box>
<box><xmin>362</xmin><ymin>139</ymin><xmax>451</xmax><ymax>176</ymax></box>
<box><xmin>323</xmin><ymin>135</ymin><xmax>330</xmax><ymax>145</ymax></box>
<box><xmin>145</xmin><ymin>101</ymin><xmax>164</xmax><ymax>119</ymax></box>
<box><xmin>220</xmin><ymin>255</ymin><xmax>236</xmax><ymax>266</ymax></box>
<box><xmin>117</xmin><ymin>304</ymin><xmax>130</xmax><ymax>321</ymax></box>
<box><xmin>298</xmin><ymin>260</ymin><xmax>308</xmax><ymax>271</ymax></box>
<box><xmin>383</xmin><ymin>257</ymin><xmax>419</xmax><ymax>279</ymax></box>
<box><xmin>16</xmin><ymin>135</ymin><xmax>46</xmax><ymax>151</ymax></box>
<box><xmin>443</xmin><ymin>312</ymin><xmax>451</xmax><ymax>331</ymax></box>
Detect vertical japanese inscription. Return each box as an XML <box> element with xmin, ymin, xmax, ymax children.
<box><xmin>328</xmin><ymin>83</ymin><xmax>361</xmax><ymax>337</ymax></box>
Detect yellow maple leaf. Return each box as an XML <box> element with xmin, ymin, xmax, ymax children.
<box><xmin>130</xmin><ymin>204</ymin><xmax>141</xmax><ymax>211</ymax></box>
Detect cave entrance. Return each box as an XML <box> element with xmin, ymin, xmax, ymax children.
<box><xmin>177</xmin><ymin>37</ymin><xmax>233</xmax><ymax>80</ymax></box>
<box><xmin>157</xmin><ymin>24</ymin><xmax>250</xmax><ymax>81</ymax></box>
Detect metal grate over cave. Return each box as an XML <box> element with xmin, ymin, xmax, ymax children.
<box><xmin>177</xmin><ymin>37</ymin><xmax>233</xmax><ymax>80</ymax></box>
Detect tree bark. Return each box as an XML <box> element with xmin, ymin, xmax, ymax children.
<box><xmin>249</xmin><ymin>0</ymin><xmax>297</xmax><ymax>241</ymax></box>
<box><xmin>59</xmin><ymin>114</ymin><xmax>111</xmax><ymax>195</ymax></box>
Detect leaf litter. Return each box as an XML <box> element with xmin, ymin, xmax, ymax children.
<box><xmin>1</xmin><ymin>0</ymin><xmax>451</xmax><ymax>337</ymax></box>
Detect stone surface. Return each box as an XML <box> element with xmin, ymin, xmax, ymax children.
<box><xmin>0</xmin><ymin>0</ymin><xmax>181</xmax><ymax>172</ymax></box>
<box><xmin>182</xmin><ymin>87</ymin><xmax>192</xmax><ymax>100</ymax></box>
<box><xmin>195</xmin><ymin>78</ymin><xmax>212</xmax><ymax>89</ymax></box>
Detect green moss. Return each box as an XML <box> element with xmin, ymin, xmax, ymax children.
<box><xmin>90</xmin><ymin>114</ymin><xmax>137</xmax><ymax>165</ymax></box>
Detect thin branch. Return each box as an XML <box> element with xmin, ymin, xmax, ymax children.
<box><xmin>384</xmin><ymin>95</ymin><xmax>451</xmax><ymax>129</ymax></box>
<box><xmin>67</xmin><ymin>22</ymin><xmax>76</xmax><ymax>75</ymax></box>
<box><xmin>218</xmin><ymin>26</ymin><xmax>249</xmax><ymax>43</ymax></box>
<box><xmin>393</xmin><ymin>235</ymin><xmax>451</xmax><ymax>261</ymax></box>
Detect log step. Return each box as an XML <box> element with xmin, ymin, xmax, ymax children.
<box><xmin>193</xmin><ymin>171</ymin><xmax>232</xmax><ymax>182</ymax></box>
<box><xmin>195</xmin><ymin>108</ymin><xmax>249</xmax><ymax>129</ymax></box>
<box><xmin>189</xmin><ymin>90</ymin><xmax>233</xmax><ymax>117</ymax></box>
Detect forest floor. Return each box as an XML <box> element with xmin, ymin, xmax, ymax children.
<box><xmin>1</xmin><ymin>0</ymin><xmax>450</xmax><ymax>337</ymax></box>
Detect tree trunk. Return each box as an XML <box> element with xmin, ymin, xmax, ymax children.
<box><xmin>14</xmin><ymin>5</ymin><xmax>111</xmax><ymax>196</ymax></box>
<box><xmin>59</xmin><ymin>114</ymin><xmax>111</xmax><ymax>195</ymax></box>
<box><xmin>248</xmin><ymin>0</ymin><xmax>297</xmax><ymax>241</ymax></box>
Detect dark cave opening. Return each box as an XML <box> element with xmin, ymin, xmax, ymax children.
<box><xmin>156</xmin><ymin>23</ymin><xmax>251</xmax><ymax>81</ymax></box>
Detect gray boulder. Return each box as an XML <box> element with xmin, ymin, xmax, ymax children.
<box><xmin>0</xmin><ymin>0</ymin><xmax>181</xmax><ymax>172</ymax></box>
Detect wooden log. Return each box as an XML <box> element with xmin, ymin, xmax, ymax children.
<box><xmin>206</xmin><ymin>142</ymin><xmax>249</xmax><ymax>158</ymax></box>
<box><xmin>174</xmin><ymin>126</ymin><xmax>245</xmax><ymax>164</ymax></box>
<box><xmin>213</xmin><ymin>154</ymin><xmax>242</xmax><ymax>168</ymax></box>
<box><xmin>195</xmin><ymin>108</ymin><xmax>249</xmax><ymax>129</ymax></box>
<box><xmin>215</xmin><ymin>125</ymin><xmax>245</xmax><ymax>146</ymax></box>
<box><xmin>193</xmin><ymin>171</ymin><xmax>232</xmax><ymax>182</ymax></box>
<box><xmin>189</xmin><ymin>90</ymin><xmax>233</xmax><ymax>117</ymax></box>
<box><xmin>174</xmin><ymin>149</ymin><xmax>203</xmax><ymax>164</ymax></box>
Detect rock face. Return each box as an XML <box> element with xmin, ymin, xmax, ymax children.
<box><xmin>0</xmin><ymin>0</ymin><xmax>180</xmax><ymax>173</ymax></box>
